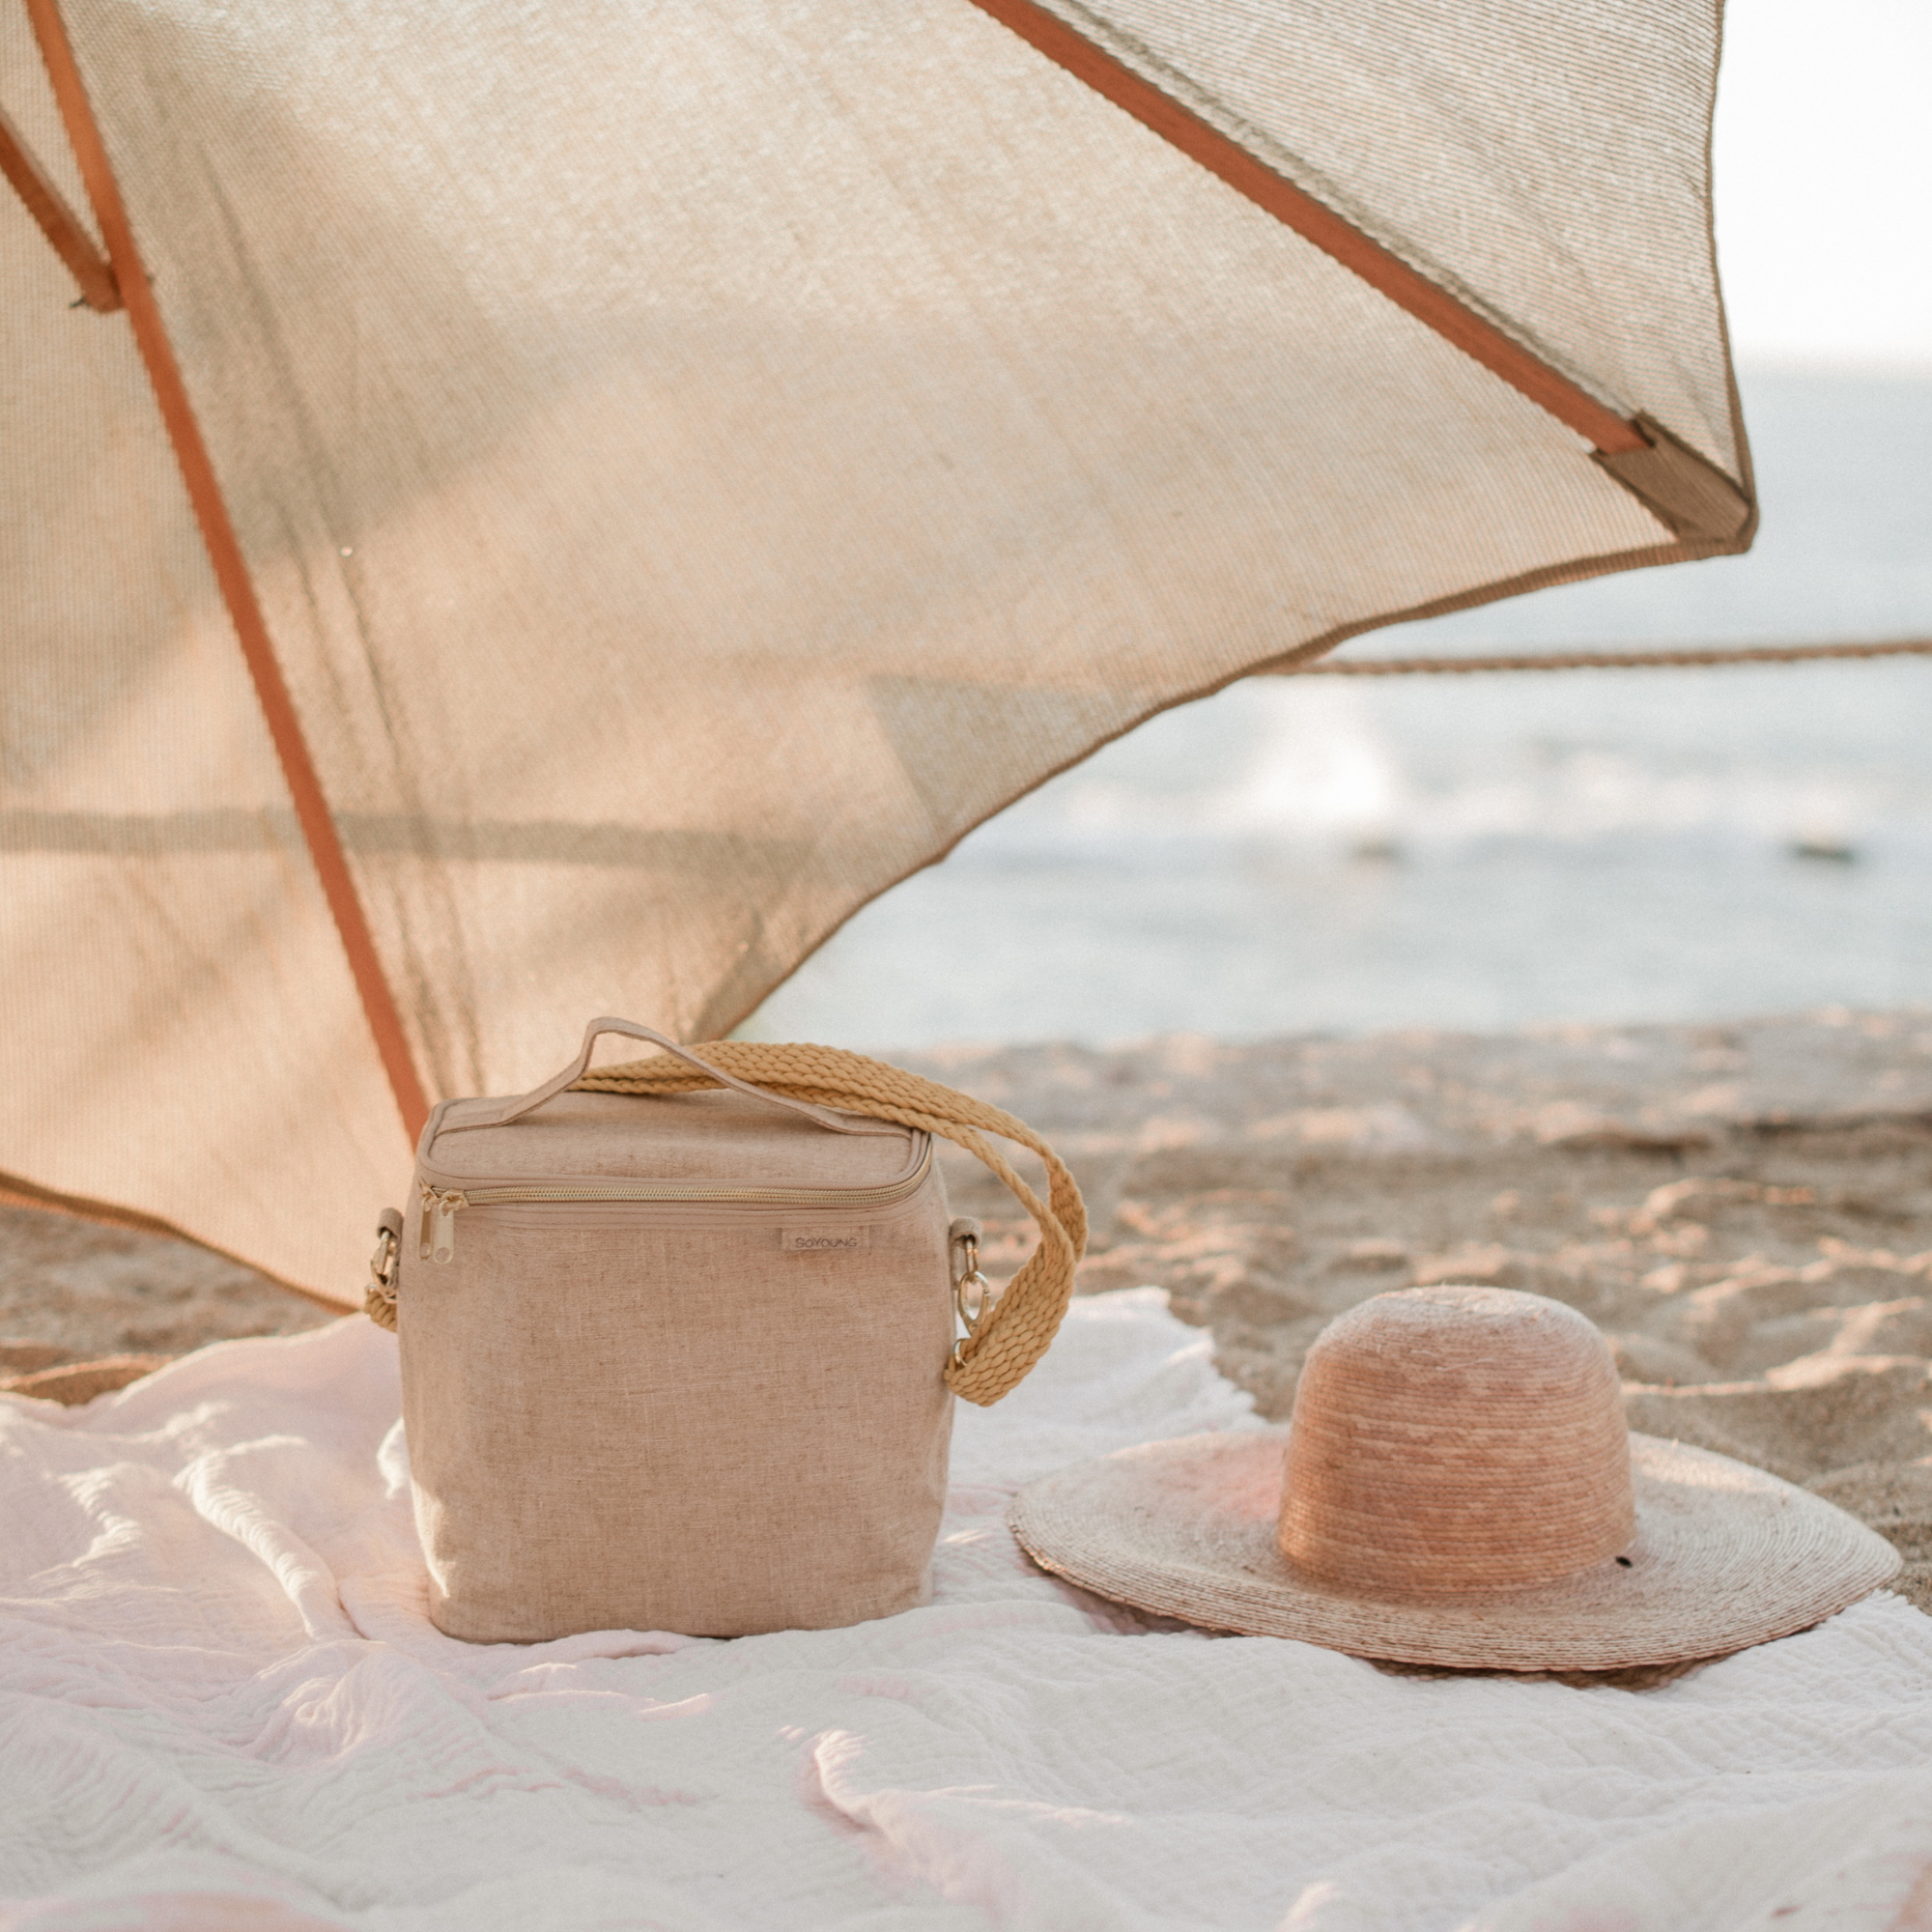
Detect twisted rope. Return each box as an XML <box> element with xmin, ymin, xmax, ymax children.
<box><xmin>1273</xmin><ymin>638</ymin><xmax>1932</xmax><ymax>677</ymax></box>
<box><xmin>573</xmin><ymin>1041</ymin><xmax>1087</xmax><ymax>1406</ymax></box>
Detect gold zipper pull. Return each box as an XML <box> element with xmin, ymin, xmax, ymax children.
<box><xmin>430</xmin><ymin>1190</ymin><xmax>466</xmax><ymax>1264</ymax></box>
<box><xmin>413</xmin><ymin>1182</ymin><xmax>435</xmax><ymax>1262</ymax></box>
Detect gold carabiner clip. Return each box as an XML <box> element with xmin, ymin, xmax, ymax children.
<box><xmin>950</xmin><ymin>1219</ymin><xmax>997</xmax><ymax>1367</ymax></box>
<box><xmin>954</xmin><ymin>1237</ymin><xmax>994</xmax><ymax>1333</ymax></box>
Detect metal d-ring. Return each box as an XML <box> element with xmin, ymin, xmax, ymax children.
<box><xmin>366</xmin><ymin>1208</ymin><xmax>403</xmax><ymax>1315</ymax></box>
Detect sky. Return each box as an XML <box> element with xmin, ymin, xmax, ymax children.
<box><xmin>1715</xmin><ymin>0</ymin><xmax>1931</xmax><ymax>368</ymax></box>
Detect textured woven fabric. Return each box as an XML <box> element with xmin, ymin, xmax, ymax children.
<box><xmin>0</xmin><ymin>0</ymin><xmax>1750</xmax><ymax>1297</ymax></box>
<box><xmin>402</xmin><ymin>1087</ymin><xmax>953</xmax><ymax>1641</ymax></box>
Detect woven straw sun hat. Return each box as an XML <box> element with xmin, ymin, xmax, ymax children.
<box><xmin>1009</xmin><ymin>1286</ymin><xmax>1901</xmax><ymax>1671</ymax></box>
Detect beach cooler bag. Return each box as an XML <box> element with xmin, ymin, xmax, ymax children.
<box><xmin>366</xmin><ymin>1018</ymin><xmax>1084</xmax><ymax>1642</ymax></box>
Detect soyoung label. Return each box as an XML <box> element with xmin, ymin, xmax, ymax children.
<box><xmin>781</xmin><ymin>1225</ymin><xmax>870</xmax><ymax>1254</ymax></box>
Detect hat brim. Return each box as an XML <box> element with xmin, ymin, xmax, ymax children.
<box><xmin>1009</xmin><ymin>1429</ymin><xmax>1901</xmax><ymax>1671</ymax></box>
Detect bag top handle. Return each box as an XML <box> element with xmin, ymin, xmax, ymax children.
<box><xmin>433</xmin><ymin>1017</ymin><xmax>899</xmax><ymax>1143</ymax></box>
<box><xmin>375</xmin><ymin>1026</ymin><xmax>1087</xmax><ymax>1407</ymax></box>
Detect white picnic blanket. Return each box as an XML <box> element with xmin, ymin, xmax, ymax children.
<box><xmin>4</xmin><ymin>1288</ymin><xmax>1931</xmax><ymax>1932</ymax></box>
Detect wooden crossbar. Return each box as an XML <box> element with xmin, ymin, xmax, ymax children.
<box><xmin>0</xmin><ymin>96</ymin><xmax>117</xmax><ymax>309</ymax></box>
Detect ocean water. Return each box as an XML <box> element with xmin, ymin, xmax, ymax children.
<box><xmin>751</xmin><ymin>370</ymin><xmax>1932</xmax><ymax>1049</ymax></box>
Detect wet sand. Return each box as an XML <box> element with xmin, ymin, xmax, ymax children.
<box><xmin>7</xmin><ymin>1006</ymin><xmax>1931</xmax><ymax>1608</ymax></box>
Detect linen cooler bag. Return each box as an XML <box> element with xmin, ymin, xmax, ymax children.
<box><xmin>367</xmin><ymin>1018</ymin><xmax>1084</xmax><ymax>1642</ymax></box>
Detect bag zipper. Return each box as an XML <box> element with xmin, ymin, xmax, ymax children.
<box><xmin>413</xmin><ymin>1137</ymin><xmax>932</xmax><ymax>1264</ymax></box>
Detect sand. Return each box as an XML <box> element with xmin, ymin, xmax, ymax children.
<box><xmin>7</xmin><ymin>1005</ymin><xmax>1931</xmax><ymax>1610</ymax></box>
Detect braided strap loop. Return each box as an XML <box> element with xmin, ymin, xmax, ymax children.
<box><xmin>574</xmin><ymin>1041</ymin><xmax>1087</xmax><ymax>1406</ymax></box>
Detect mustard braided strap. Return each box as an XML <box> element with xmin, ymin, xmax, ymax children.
<box><xmin>574</xmin><ymin>1041</ymin><xmax>1086</xmax><ymax>1406</ymax></box>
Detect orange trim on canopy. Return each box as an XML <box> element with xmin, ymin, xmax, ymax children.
<box><xmin>23</xmin><ymin>0</ymin><xmax>431</xmax><ymax>1143</ymax></box>
<box><xmin>965</xmin><ymin>0</ymin><xmax>1650</xmax><ymax>458</ymax></box>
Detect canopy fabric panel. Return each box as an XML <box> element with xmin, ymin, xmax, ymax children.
<box><xmin>1024</xmin><ymin>0</ymin><xmax>1744</xmax><ymax>472</ymax></box>
<box><xmin>0</xmin><ymin>0</ymin><xmax>1749</xmax><ymax>1300</ymax></box>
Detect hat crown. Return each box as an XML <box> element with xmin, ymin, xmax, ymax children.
<box><xmin>1277</xmin><ymin>1286</ymin><xmax>1634</xmax><ymax>1595</ymax></box>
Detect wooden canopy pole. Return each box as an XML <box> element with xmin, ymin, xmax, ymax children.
<box><xmin>966</xmin><ymin>0</ymin><xmax>1650</xmax><ymax>457</ymax></box>
<box><xmin>23</xmin><ymin>0</ymin><xmax>431</xmax><ymax>1143</ymax></box>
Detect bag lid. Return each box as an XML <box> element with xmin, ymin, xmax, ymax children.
<box><xmin>420</xmin><ymin>1087</ymin><xmax>923</xmax><ymax>1192</ymax></box>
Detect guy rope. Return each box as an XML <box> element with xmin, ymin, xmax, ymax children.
<box><xmin>1272</xmin><ymin>638</ymin><xmax>1932</xmax><ymax>677</ymax></box>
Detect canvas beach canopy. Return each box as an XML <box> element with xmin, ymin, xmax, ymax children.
<box><xmin>1</xmin><ymin>0</ymin><xmax>1752</xmax><ymax>1304</ymax></box>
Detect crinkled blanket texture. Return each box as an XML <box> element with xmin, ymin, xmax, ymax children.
<box><xmin>3</xmin><ymin>1289</ymin><xmax>1931</xmax><ymax>1932</ymax></box>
